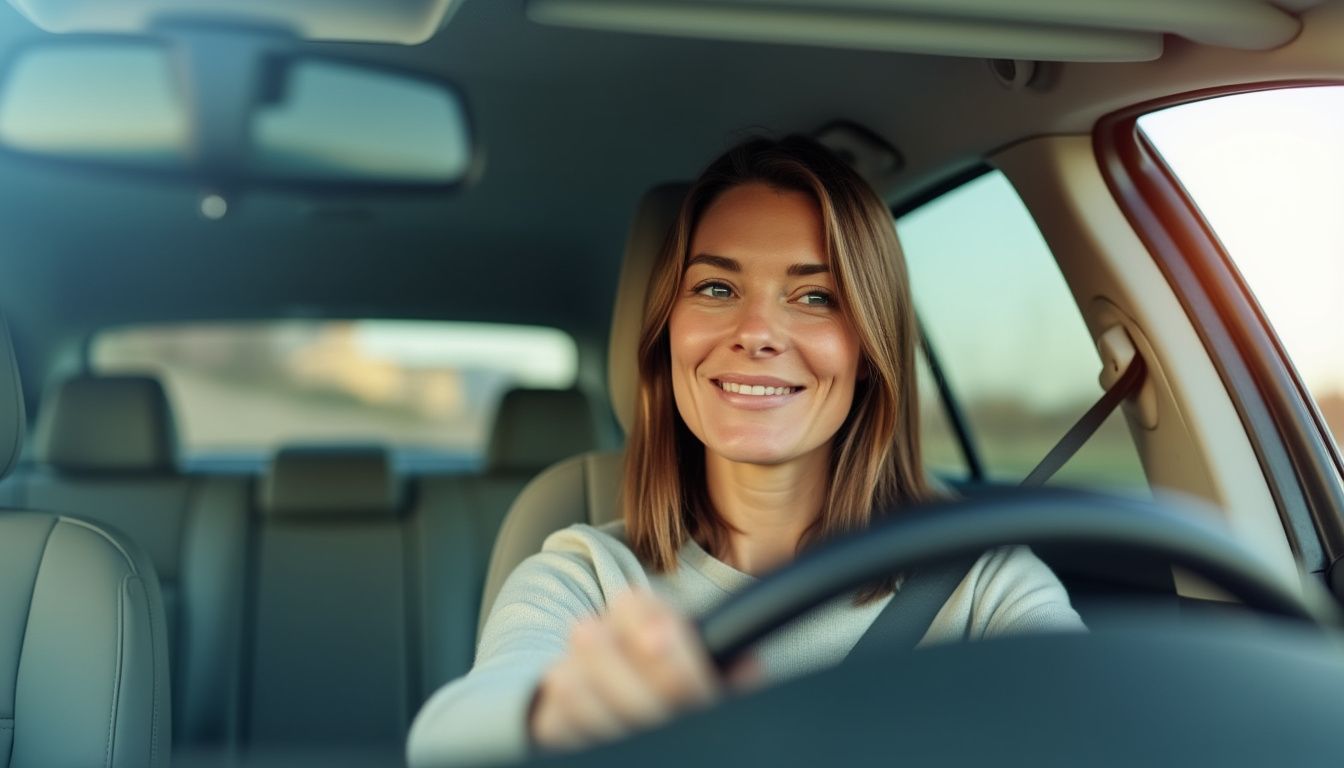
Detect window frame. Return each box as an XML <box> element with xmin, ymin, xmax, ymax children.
<box><xmin>917</xmin><ymin>324</ymin><xmax>985</xmax><ymax>483</ymax></box>
<box><xmin>891</xmin><ymin>164</ymin><xmax>995</xmax><ymax>485</ymax></box>
<box><xmin>1094</xmin><ymin>80</ymin><xmax>1344</xmax><ymax>594</ymax></box>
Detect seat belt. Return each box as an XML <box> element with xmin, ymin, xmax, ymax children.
<box><xmin>847</xmin><ymin>350</ymin><xmax>1148</xmax><ymax>659</ymax></box>
<box><xmin>1020</xmin><ymin>353</ymin><xmax>1146</xmax><ymax>488</ymax></box>
<box><xmin>847</xmin><ymin>554</ymin><xmax>981</xmax><ymax>660</ymax></box>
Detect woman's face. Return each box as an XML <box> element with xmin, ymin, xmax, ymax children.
<box><xmin>669</xmin><ymin>182</ymin><xmax>863</xmax><ymax>467</ymax></box>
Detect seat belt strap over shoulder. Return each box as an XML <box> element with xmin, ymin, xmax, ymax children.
<box><xmin>848</xmin><ymin>327</ymin><xmax>1149</xmax><ymax>659</ymax></box>
<box><xmin>1021</xmin><ymin>326</ymin><xmax>1149</xmax><ymax>488</ymax></box>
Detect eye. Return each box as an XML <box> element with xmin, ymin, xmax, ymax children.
<box><xmin>798</xmin><ymin>290</ymin><xmax>835</xmax><ymax>307</ymax></box>
<box><xmin>694</xmin><ymin>281</ymin><xmax>734</xmax><ymax>299</ymax></box>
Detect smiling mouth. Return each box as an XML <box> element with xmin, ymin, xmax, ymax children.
<box><xmin>713</xmin><ymin>380</ymin><xmax>803</xmax><ymax>397</ymax></box>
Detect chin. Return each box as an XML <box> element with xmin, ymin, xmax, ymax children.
<box><xmin>715</xmin><ymin>449</ymin><xmax>792</xmax><ymax>466</ymax></box>
<box><xmin>706</xmin><ymin>431</ymin><xmax>802</xmax><ymax>466</ymax></box>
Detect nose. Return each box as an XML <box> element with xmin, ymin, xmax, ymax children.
<box><xmin>731</xmin><ymin>296</ymin><xmax>785</xmax><ymax>358</ymax></box>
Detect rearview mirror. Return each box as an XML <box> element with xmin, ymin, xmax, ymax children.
<box><xmin>252</xmin><ymin>58</ymin><xmax>472</xmax><ymax>184</ymax></box>
<box><xmin>0</xmin><ymin>31</ymin><xmax>475</xmax><ymax>192</ymax></box>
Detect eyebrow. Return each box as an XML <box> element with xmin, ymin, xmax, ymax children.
<box><xmin>687</xmin><ymin>254</ymin><xmax>740</xmax><ymax>272</ymax></box>
<box><xmin>688</xmin><ymin>253</ymin><xmax>829</xmax><ymax>277</ymax></box>
<box><xmin>786</xmin><ymin>263</ymin><xmax>830</xmax><ymax>277</ymax></box>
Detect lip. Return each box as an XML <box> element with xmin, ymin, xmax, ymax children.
<box><xmin>707</xmin><ymin>375</ymin><xmax>805</xmax><ymax>410</ymax></box>
<box><xmin>711</xmin><ymin>374</ymin><xmax>803</xmax><ymax>388</ymax></box>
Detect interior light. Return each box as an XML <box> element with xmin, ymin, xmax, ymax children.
<box><xmin>200</xmin><ymin>193</ymin><xmax>228</xmax><ymax>220</ymax></box>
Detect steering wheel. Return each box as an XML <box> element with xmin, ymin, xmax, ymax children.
<box><xmin>697</xmin><ymin>488</ymin><xmax>1342</xmax><ymax>670</ymax></box>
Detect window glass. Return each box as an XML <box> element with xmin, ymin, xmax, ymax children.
<box><xmin>898</xmin><ymin>171</ymin><xmax>1145</xmax><ymax>488</ymax></box>
<box><xmin>916</xmin><ymin>347</ymin><xmax>969</xmax><ymax>480</ymax></box>
<box><xmin>92</xmin><ymin>320</ymin><xmax>579</xmax><ymax>464</ymax></box>
<box><xmin>1139</xmin><ymin>86</ymin><xmax>1344</xmax><ymax>456</ymax></box>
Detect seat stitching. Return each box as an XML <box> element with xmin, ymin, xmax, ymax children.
<box><xmin>106</xmin><ymin>573</ymin><xmax>128</xmax><ymax>768</ymax></box>
<box><xmin>7</xmin><ymin>516</ymin><xmax>59</xmax><ymax>722</ymax></box>
<box><xmin>58</xmin><ymin>516</ymin><xmax>141</xmax><ymax>577</ymax></box>
<box><xmin>143</xmin><ymin>574</ymin><xmax>161</xmax><ymax>768</ymax></box>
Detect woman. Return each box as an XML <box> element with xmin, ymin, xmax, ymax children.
<box><xmin>407</xmin><ymin>136</ymin><xmax>1082</xmax><ymax>766</ymax></box>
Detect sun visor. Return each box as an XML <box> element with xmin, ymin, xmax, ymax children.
<box><xmin>529</xmin><ymin>0</ymin><xmax>1319</xmax><ymax>62</ymax></box>
<box><xmin>8</xmin><ymin>0</ymin><xmax>465</xmax><ymax>44</ymax></box>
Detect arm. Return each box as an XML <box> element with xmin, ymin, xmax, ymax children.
<box><xmin>921</xmin><ymin>545</ymin><xmax>1085</xmax><ymax>647</ymax></box>
<box><xmin>974</xmin><ymin>546</ymin><xmax>1086</xmax><ymax>638</ymax></box>
<box><xmin>406</xmin><ymin>549</ymin><xmax>608</xmax><ymax>767</ymax></box>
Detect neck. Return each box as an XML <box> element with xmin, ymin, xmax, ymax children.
<box><xmin>703</xmin><ymin>446</ymin><xmax>830</xmax><ymax>576</ymax></box>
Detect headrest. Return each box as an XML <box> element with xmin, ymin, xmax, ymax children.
<box><xmin>35</xmin><ymin>375</ymin><xmax>177</xmax><ymax>473</ymax></box>
<box><xmin>608</xmin><ymin>183</ymin><xmax>689</xmax><ymax>434</ymax></box>
<box><xmin>260</xmin><ymin>446</ymin><xmax>401</xmax><ymax>519</ymax></box>
<box><xmin>487</xmin><ymin>388</ymin><xmax>597</xmax><ymax>473</ymax></box>
<box><xmin>0</xmin><ymin>315</ymin><xmax>26</xmax><ymax>481</ymax></box>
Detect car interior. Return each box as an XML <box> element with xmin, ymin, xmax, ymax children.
<box><xmin>1</xmin><ymin>1</ymin><xmax>1344</xmax><ymax>767</ymax></box>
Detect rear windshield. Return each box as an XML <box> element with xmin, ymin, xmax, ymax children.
<box><xmin>91</xmin><ymin>320</ymin><xmax>579</xmax><ymax>467</ymax></box>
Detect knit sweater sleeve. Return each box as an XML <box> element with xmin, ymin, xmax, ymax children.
<box><xmin>406</xmin><ymin>525</ymin><xmax>648</xmax><ymax>767</ymax></box>
<box><xmin>921</xmin><ymin>545</ymin><xmax>1086</xmax><ymax>646</ymax></box>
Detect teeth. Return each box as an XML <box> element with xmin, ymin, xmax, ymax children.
<box><xmin>717</xmin><ymin>381</ymin><xmax>795</xmax><ymax>396</ymax></box>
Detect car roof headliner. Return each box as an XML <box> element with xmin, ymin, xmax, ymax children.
<box><xmin>0</xmin><ymin>0</ymin><xmax>1340</xmax><ymax>355</ymax></box>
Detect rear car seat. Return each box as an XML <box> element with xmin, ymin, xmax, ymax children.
<box><xmin>246</xmin><ymin>446</ymin><xmax>412</xmax><ymax>765</ymax></box>
<box><xmin>6</xmin><ymin>375</ymin><xmax>250</xmax><ymax>753</ymax></box>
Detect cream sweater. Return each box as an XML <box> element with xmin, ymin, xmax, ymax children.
<box><xmin>407</xmin><ymin>520</ymin><xmax>1084</xmax><ymax>766</ymax></box>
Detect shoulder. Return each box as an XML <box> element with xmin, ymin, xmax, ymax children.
<box><xmin>492</xmin><ymin>522</ymin><xmax>645</xmax><ymax>616</ymax></box>
<box><xmin>479</xmin><ymin>521</ymin><xmax>648</xmax><ymax>653</ymax></box>
<box><xmin>543</xmin><ymin>518</ymin><xmax>631</xmax><ymax>552</ymax></box>
<box><xmin>535</xmin><ymin>520</ymin><xmax>638</xmax><ymax>581</ymax></box>
<box><xmin>968</xmin><ymin>546</ymin><xmax>1085</xmax><ymax>636</ymax></box>
<box><xmin>970</xmin><ymin>545</ymin><xmax>1059</xmax><ymax>589</ymax></box>
<box><xmin>926</xmin><ymin>546</ymin><xmax>1085</xmax><ymax>644</ymax></box>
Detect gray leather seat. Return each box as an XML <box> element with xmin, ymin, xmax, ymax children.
<box><xmin>7</xmin><ymin>374</ymin><xmax>250</xmax><ymax>752</ymax></box>
<box><xmin>243</xmin><ymin>388</ymin><xmax>597</xmax><ymax>763</ymax></box>
<box><xmin>248</xmin><ymin>445</ymin><xmax>411</xmax><ymax>761</ymax></box>
<box><xmin>0</xmin><ymin>322</ymin><xmax>171</xmax><ymax>767</ymax></box>
<box><xmin>413</xmin><ymin>388</ymin><xmax>598</xmax><ymax>675</ymax></box>
<box><xmin>477</xmin><ymin>184</ymin><xmax>687</xmax><ymax>631</ymax></box>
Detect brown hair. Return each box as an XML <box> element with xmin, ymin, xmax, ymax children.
<box><xmin>622</xmin><ymin>135</ymin><xmax>933</xmax><ymax>601</ymax></box>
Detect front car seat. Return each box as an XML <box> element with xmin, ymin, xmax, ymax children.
<box><xmin>477</xmin><ymin>184</ymin><xmax>687</xmax><ymax>633</ymax></box>
<box><xmin>0</xmin><ymin>317</ymin><xmax>171</xmax><ymax>768</ymax></box>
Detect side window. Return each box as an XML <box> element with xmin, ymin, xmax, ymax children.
<box><xmin>1139</xmin><ymin>86</ymin><xmax>1344</xmax><ymax>460</ymax></box>
<box><xmin>916</xmin><ymin>346</ymin><xmax>969</xmax><ymax>479</ymax></box>
<box><xmin>899</xmin><ymin>171</ymin><xmax>1146</xmax><ymax>489</ymax></box>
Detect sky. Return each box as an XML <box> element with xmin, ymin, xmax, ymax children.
<box><xmin>897</xmin><ymin>171</ymin><xmax>1104</xmax><ymax>410</ymax></box>
<box><xmin>1139</xmin><ymin>86</ymin><xmax>1344</xmax><ymax>398</ymax></box>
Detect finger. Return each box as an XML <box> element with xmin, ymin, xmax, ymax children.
<box><xmin>614</xmin><ymin>595</ymin><xmax>717</xmax><ymax>706</ymax></box>
<box><xmin>532</xmin><ymin>664</ymin><xmax>588</xmax><ymax>750</ymax></box>
<box><xmin>659</xmin><ymin>610</ymin><xmax>719</xmax><ymax>704</ymax></box>
<box><xmin>579</xmin><ymin>625</ymin><xmax>671</xmax><ymax>729</ymax></box>
<box><xmin>572</xmin><ymin>607</ymin><xmax>668</xmax><ymax>726</ymax></box>
<box><xmin>608</xmin><ymin>592</ymin><xmax>687</xmax><ymax>697</ymax></box>
<box><xmin>725</xmin><ymin>653</ymin><xmax>764</xmax><ymax>693</ymax></box>
<box><xmin>533</xmin><ymin>622</ymin><xmax>624</xmax><ymax>751</ymax></box>
<box><xmin>561</xmin><ymin>620</ymin><xmax>630</xmax><ymax>743</ymax></box>
<box><xmin>544</xmin><ymin>659</ymin><xmax>625</xmax><ymax>747</ymax></box>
